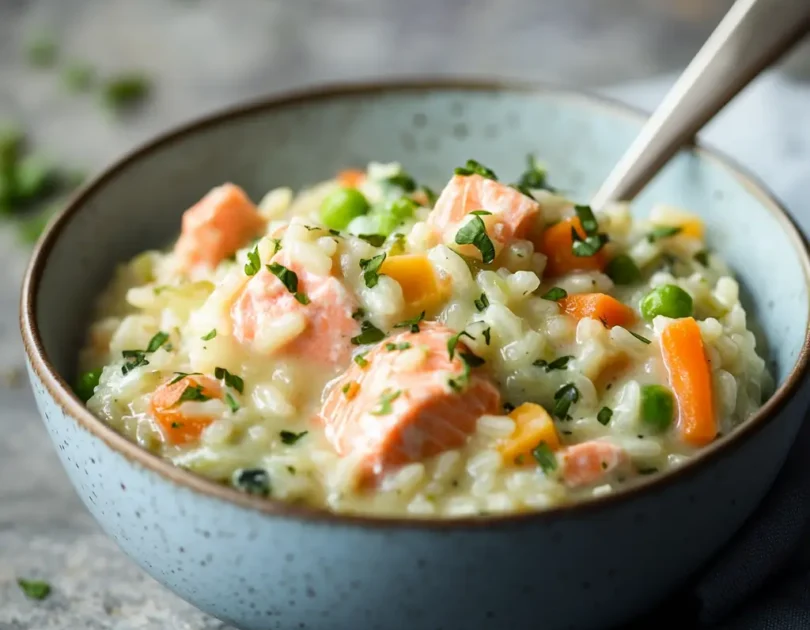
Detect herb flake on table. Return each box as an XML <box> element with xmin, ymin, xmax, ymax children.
<box><xmin>17</xmin><ymin>578</ymin><xmax>51</xmax><ymax>600</ymax></box>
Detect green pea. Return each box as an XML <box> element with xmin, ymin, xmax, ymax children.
<box><xmin>75</xmin><ymin>368</ymin><xmax>103</xmax><ymax>403</ymax></box>
<box><xmin>639</xmin><ymin>284</ymin><xmax>693</xmax><ymax>320</ymax></box>
<box><xmin>640</xmin><ymin>384</ymin><xmax>674</xmax><ymax>432</ymax></box>
<box><xmin>606</xmin><ymin>254</ymin><xmax>641</xmax><ymax>285</ymax></box>
<box><xmin>319</xmin><ymin>187</ymin><xmax>370</xmax><ymax>230</ymax></box>
<box><xmin>375</xmin><ymin>198</ymin><xmax>417</xmax><ymax>236</ymax></box>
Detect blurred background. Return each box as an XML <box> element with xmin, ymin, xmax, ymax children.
<box><xmin>1</xmin><ymin>1</ymin><xmax>809</xmax><ymax>628</ymax></box>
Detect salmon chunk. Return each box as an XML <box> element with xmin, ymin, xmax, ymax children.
<box><xmin>319</xmin><ymin>322</ymin><xmax>501</xmax><ymax>483</ymax></box>
<box><xmin>230</xmin><ymin>254</ymin><xmax>359</xmax><ymax>366</ymax></box>
<box><xmin>149</xmin><ymin>375</ymin><xmax>222</xmax><ymax>445</ymax></box>
<box><xmin>559</xmin><ymin>441</ymin><xmax>628</xmax><ymax>488</ymax></box>
<box><xmin>175</xmin><ymin>184</ymin><xmax>265</xmax><ymax>271</ymax></box>
<box><xmin>426</xmin><ymin>173</ymin><xmax>541</xmax><ymax>261</ymax></box>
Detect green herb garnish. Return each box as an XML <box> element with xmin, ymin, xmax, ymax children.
<box><xmin>597</xmin><ymin>406</ymin><xmax>613</xmax><ymax>426</ymax></box>
<box><xmin>214</xmin><ymin>367</ymin><xmax>244</xmax><ymax>394</ymax></box>
<box><xmin>517</xmin><ymin>154</ymin><xmax>553</xmax><ymax>191</ymax></box>
<box><xmin>359</xmin><ymin>253</ymin><xmax>386</xmax><ymax>289</ymax></box>
<box><xmin>629</xmin><ymin>331</ymin><xmax>651</xmax><ymax>345</ymax></box>
<box><xmin>370</xmin><ymin>390</ymin><xmax>402</xmax><ymax>416</ymax></box>
<box><xmin>233</xmin><ymin>468</ymin><xmax>270</xmax><ymax>496</ymax></box>
<box><xmin>385</xmin><ymin>342</ymin><xmax>412</xmax><ymax>352</ymax></box>
<box><xmin>531</xmin><ymin>442</ymin><xmax>557</xmax><ymax>474</ymax></box>
<box><xmin>552</xmin><ymin>383</ymin><xmax>580</xmax><ymax>420</ymax></box>
<box><xmin>385</xmin><ymin>172</ymin><xmax>417</xmax><ymax>192</ymax></box>
<box><xmin>353</xmin><ymin>352</ymin><xmax>369</xmax><ymax>368</ymax></box>
<box><xmin>394</xmin><ymin>311</ymin><xmax>425</xmax><ymax>333</ymax></box>
<box><xmin>244</xmin><ymin>246</ymin><xmax>261</xmax><ymax>276</ymax></box>
<box><xmin>455</xmin><ymin>215</ymin><xmax>495</xmax><ymax>263</ymax></box>
<box><xmin>571</xmin><ymin>227</ymin><xmax>608</xmax><ymax>257</ymax></box>
<box><xmin>352</xmin><ymin>308</ymin><xmax>366</xmax><ymax>320</ymax></box>
<box><xmin>482</xmin><ymin>327</ymin><xmax>491</xmax><ymax>345</ymax></box>
<box><xmin>694</xmin><ymin>250</ymin><xmax>710</xmax><ymax>266</ymax></box>
<box><xmin>177</xmin><ymin>384</ymin><xmax>210</xmax><ymax>403</ymax></box>
<box><xmin>474</xmin><ymin>292</ymin><xmax>490</xmax><ymax>312</ymax></box>
<box><xmin>102</xmin><ymin>73</ymin><xmax>151</xmax><ymax>111</ymax></box>
<box><xmin>267</xmin><ymin>261</ymin><xmax>300</xmax><ymax>294</ymax></box>
<box><xmin>541</xmin><ymin>287</ymin><xmax>567</xmax><ymax>301</ymax></box>
<box><xmin>225</xmin><ymin>392</ymin><xmax>240</xmax><ymax>413</ymax></box>
<box><xmin>454</xmin><ymin>159</ymin><xmax>497</xmax><ymax>180</ymax></box>
<box><xmin>17</xmin><ymin>578</ymin><xmax>51</xmax><ymax>600</ymax></box>
<box><xmin>201</xmin><ymin>329</ymin><xmax>217</xmax><ymax>341</ymax></box>
<box><xmin>168</xmin><ymin>371</ymin><xmax>202</xmax><ymax>385</ymax></box>
<box><xmin>536</xmin><ymin>355</ymin><xmax>572</xmax><ymax>372</ymax></box>
<box><xmin>146</xmin><ymin>332</ymin><xmax>169</xmax><ymax>353</ymax></box>
<box><xmin>351</xmin><ymin>320</ymin><xmax>386</xmax><ymax>345</ymax></box>
<box><xmin>358</xmin><ymin>233</ymin><xmax>386</xmax><ymax>247</ymax></box>
<box><xmin>647</xmin><ymin>226</ymin><xmax>683</xmax><ymax>242</ymax></box>
<box><xmin>270</xmin><ymin>238</ymin><xmax>283</xmax><ymax>255</ymax></box>
<box><xmin>121</xmin><ymin>331</ymin><xmax>169</xmax><ymax>374</ymax></box>
<box><xmin>447</xmin><ymin>330</ymin><xmax>475</xmax><ymax>360</ymax></box>
<box><xmin>280</xmin><ymin>430</ymin><xmax>308</xmax><ymax>445</ymax></box>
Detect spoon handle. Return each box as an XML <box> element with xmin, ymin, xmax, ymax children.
<box><xmin>592</xmin><ymin>0</ymin><xmax>810</xmax><ymax>208</ymax></box>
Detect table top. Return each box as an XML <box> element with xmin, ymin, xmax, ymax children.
<box><xmin>2</xmin><ymin>1</ymin><xmax>809</xmax><ymax>628</ymax></box>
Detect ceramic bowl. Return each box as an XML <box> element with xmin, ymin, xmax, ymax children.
<box><xmin>20</xmin><ymin>81</ymin><xmax>810</xmax><ymax>630</ymax></box>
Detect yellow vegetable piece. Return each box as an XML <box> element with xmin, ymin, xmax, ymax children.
<box><xmin>379</xmin><ymin>254</ymin><xmax>449</xmax><ymax>319</ymax></box>
<box><xmin>649</xmin><ymin>205</ymin><xmax>704</xmax><ymax>240</ymax></box>
<box><xmin>499</xmin><ymin>403</ymin><xmax>561</xmax><ymax>467</ymax></box>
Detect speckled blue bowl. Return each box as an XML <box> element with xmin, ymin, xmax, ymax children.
<box><xmin>20</xmin><ymin>81</ymin><xmax>810</xmax><ymax>630</ymax></box>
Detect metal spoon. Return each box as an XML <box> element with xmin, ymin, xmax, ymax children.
<box><xmin>592</xmin><ymin>0</ymin><xmax>810</xmax><ymax>208</ymax></box>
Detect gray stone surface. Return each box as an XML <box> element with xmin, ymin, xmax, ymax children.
<box><xmin>1</xmin><ymin>1</ymin><xmax>809</xmax><ymax>628</ymax></box>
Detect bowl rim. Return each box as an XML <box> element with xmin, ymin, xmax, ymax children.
<box><xmin>20</xmin><ymin>78</ymin><xmax>810</xmax><ymax>530</ymax></box>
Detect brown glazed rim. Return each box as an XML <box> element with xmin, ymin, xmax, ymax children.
<box><xmin>20</xmin><ymin>78</ymin><xmax>810</xmax><ymax>531</ymax></box>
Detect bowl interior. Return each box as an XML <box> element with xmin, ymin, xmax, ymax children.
<box><xmin>31</xmin><ymin>84</ymin><xmax>808</xmax><ymax>405</ymax></box>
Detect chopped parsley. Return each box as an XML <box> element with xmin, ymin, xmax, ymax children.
<box><xmin>294</xmin><ymin>292</ymin><xmax>310</xmax><ymax>305</ymax></box>
<box><xmin>447</xmin><ymin>351</ymin><xmax>483</xmax><ymax>392</ymax></box>
<box><xmin>552</xmin><ymin>383</ymin><xmax>580</xmax><ymax>420</ymax></box>
<box><xmin>270</xmin><ymin>238</ymin><xmax>283</xmax><ymax>254</ymax></box>
<box><xmin>454</xmin><ymin>159</ymin><xmax>497</xmax><ymax>180</ymax></box>
<box><xmin>474</xmin><ymin>292</ymin><xmax>490</xmax><ymax>311</ymax></box>
<box><xmin>358</xmin><ymin>233</ymin><xmax>386</xmax><ymax>247</ymax></box>
<box><xmin>694</xmin><ymin>249</ymin><xmax>710</xmax><ymax>266</ymax></box>
<box><xmin>459</xmin><ymin>351</ymin><xmax>485</xmax><ymax>368</ymax></box>
<box><xmin>121</xmin><ymin>331</ymin><xmax>169</xmax><ymax>374</ymax></box>
<box><xmin>482</xmin><ymin>327</ymin><xmax>492</xmax><ymax>345</ymax></box>
<box><xmin>385</xmin><ymin>172</ymin><xmax>417</xmax><ymax>192</ymax></box>
<box><xmin>177</xmin><ymin>384</ymin><xmax>210</xmax><ymax>403</ymax></box>
<box><xmin>280</xmin><ymin>430</ymin><xmax>308</xmax><ymax>445</ymax></box>
<box><xmin>570</xmin><ymin>205</ymin><xmax>608</xmax><ymax>257</ymax></box>
<box><xmin>102</xmin><ymin>73</ymin><xmax>151</xmax><ymax>111</ymax></box>
<box><xmin>233</xmin><ymin>468</ymin><xmax>270</xmax><ymax>496</ymax></box>
<box><xmin>214</xmin><ymin>367</ymin><xmax>244</xmax><ymax>394</ymax></box>
<box><xmin>352</xmin><ymin>307</ymin><xmax>366</xmax><ymax>320</ymax></box>
<box><xmin>370</xmin><ymin>389</ymin><xmax>402</xmax><ymax>415</ymax></box>
<box><xmin>447</xmin><ymin>330</ymin><xmax>475</xmax><ymax>360</ymax></box>
<box><xmin>385</xmin><ymin>342</ymin><xmax>412</xmax><ymax>352</ymax></box>
<box><xmin>394</xmin><ymin>311</ymin><xmax>425</xmax><ymax>333</ymax></box>
<box><xmin>266</xmin><ymin>261</ymin><xmax>309</xmax><ymax>304</ymax></box>
<box><xmin>351</xmin><ymin>320</ymin><xmax>386</xmax><ymax>345</ymax></box>
<box><xmin>647</xmin><ymin>225</ymin><xmax>683</xmax><ymax>242</ymax></box>
<box><xmin>146</xmin><ymin>332</ymin><xmax>169</xmax><ymax>352</ymax></box>
<box><xmin>534</xmin><ymin>355</ymin><xmax>572</xmax><ymax>372</ymax></box>
<box><xmin>630</xmin><ymin>331</ymin><xmax>652</xmax><ymax>345</ymax></box>
<box><xmin>353</xmin><ymin>352</ymin><xmax>370</xmax><ymax>368</ymax></box>
<box><xmin>541</xmin><ymin>287</ymin><xmax>567</xmax><ymax>301</ymax></box>
<box><xmin>224</xmin><ymin>392</ymin><xmax>240</xmax><ymax>413</ymax></box>
<box><xmin>359</xmin><ymin>253</ymin><xmax>386</xmax><ymax>288</ymax></box>
<box><xmin>531</xmin><ymin>442</ymin><xmax>557</xmax><ymax>474</ymax></box>
<box><xmin>455</xmin><ymin>214</ymin><xmax>496</xmax><ymax>263</ymax></box>
<box><xmin>17</xmin><ymin>578</ymin><xmax>51</xmax><ymax>600</ymax></box>
<box><xmin>244</xmin><ymin>246</ymin><xmax>261</xmax><ymax>276</ymax></box>
<box><xmin>597</xmin><ymin>406</ymin><xmax>613</xmax><ymax>426</ymax></box>
<box><xmin>517</xmin><ymin>154</ymin><xmax>553</xmax><ymax>191</ymax></box>
<box><xmin>168</xmin><ymin>371</ymin><xmax>202</xmax><ymax>385</ymax></box>
<box><xmin>201</xmin><ymin>329</ymin><xmax>217</xmax><ymax>341</ymax></box>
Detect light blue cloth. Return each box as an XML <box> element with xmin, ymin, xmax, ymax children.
<box><xmin>605</xmin><ymin>73</ymin><xmax>810</xmax><ymax>629</ymax></box>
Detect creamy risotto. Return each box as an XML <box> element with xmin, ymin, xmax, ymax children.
<box><xmin>77</xmin><ymin>158</ymin><xmax>771</xmax><ymax>517</ymax></box>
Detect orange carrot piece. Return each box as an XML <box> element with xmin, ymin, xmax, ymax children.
<box><xmin>660</xmin><ymin>317</ymin><xmax>716</xmax><ymax>446</ymax></box>
<box><xmin>149</xmin><ymin>375</ymin><xmax>222</xmax><ymax>445</ymax></box>
<box><xmin>499</xmin><ymin>403</ymin><xmax>561</xmax><ymax>467</ymax></box>
<box><xmin>538</xmin><ymin>217</ymin><xmax>607</xmax><ymax>277</ymax></box>
<box><xmin>336</xmin><ymin>169</ymin><xmax>366</xmax><ymax>188</ymax></box>
<box><xmin>558</xmin><ymin>293</ymin><xmax>635</xmax><ymax>328</ymax></box>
